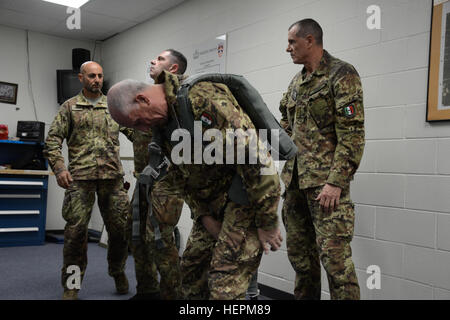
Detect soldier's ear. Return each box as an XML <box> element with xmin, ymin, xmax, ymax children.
<box><xmin>135</xmin><ymin>94</ymin><xmax>150</xmax><ymax>105</ymax></box>
<box><xmin>306</xmin><ymin>34</ymin><xmax>316</xmax><ymax>48</ymax></box>
<box><xmin>168</xmin><ymin>63</ymin><xmax>179</xmax><ymax>74</ymax></box>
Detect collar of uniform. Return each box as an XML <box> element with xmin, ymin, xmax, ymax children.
<box><xmin>96</xmin><ymin>94</ymin><xmax>108</xmax><ymax>108</ymax></box>
<box><xmin>314</xmin><ymin>50</ymin><xmax>332</xmax><ymax>76</ymax></box>
<box><xmin>155</xmin><ymin>70</ymin><xmax>182</xmax><ymax>107</ymax></box>
<box><xmin>300</xmin><ymin>49</ymin><xmax>332</xmax><ymax>80</ymax></box>
<box><xmin>76</xmin><ymin>91</ymin><xmax>107</xmax><ymax>108</ymax></box>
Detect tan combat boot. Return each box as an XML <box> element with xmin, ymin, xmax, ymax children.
<box><xmin>114</xmin><ymin>273</ymin><xmax>129</xmax><ymax>294</ymax></box>
<box><xmin>62</xmin><ymin>290</ymin><xmax>78</xmax><ymax>300</ymax></box>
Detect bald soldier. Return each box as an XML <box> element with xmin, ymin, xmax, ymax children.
<box><xmin>106</xmin><ymin>71</ymin><xmax>283</xmax><ymax>300</ymax></box>
<box><xmin>44</xmin><ymin>61</ymin><xmax>133</xmax><ymax>300</ymax></box>
<box><xmin>280</xmin><ymin>19</ymin><xmax>365</xmax><ymax>300</ymax></box>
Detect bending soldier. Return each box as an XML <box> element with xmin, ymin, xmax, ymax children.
<box><xmin>107</xmin><ymin>71</ymin><xmax>283</xmax><ymax>300</ymax></box>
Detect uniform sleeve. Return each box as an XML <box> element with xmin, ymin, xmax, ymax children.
<box><xmin>43</xmin><ymin>103</ymin><xmax>71</xmax><ymax>175</ymax></box>
<box><xmin>279</xmin><ymin>74</ymin><xmax>301</xmax><ymax>136</ymax></box>
<box><xmin>326</xmin><ymin>65</ymin><xmax>365</xmax><ymax>188</ymax></box>
<box><xmin>279</xmin><ymin>91</ymin><xmax>291</xmax><ymax>136</ymax></box>
<box><xmin>190</xmin><ymin>82</ymin><xmax>281</xmax><ymax>230</ymax></box>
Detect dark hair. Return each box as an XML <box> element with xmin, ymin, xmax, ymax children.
<box><xmin>289</xmin><ymin>19</ymin><xmax>323</xmax><ymax>46</ymax></box>
<box><xmin>165</xmin><ymin>49</ymin><xmax>188</xmax><ymax>74</ymax></box>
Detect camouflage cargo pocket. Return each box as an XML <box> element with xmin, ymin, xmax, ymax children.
<box><xmin>307</xmin><ymin>83</ymin><xmax>334</xmax><ymax>129</ymax></box>
<box><xmin>61</xmin><ymin>188</ymin><xmax>92</xmax><ymax>226</ymax></box>
<box><xmin>152</xmin><ymin>193</ymin><xmax>184</xmax><ymax>226</ymax></box>
<box><xmin>307</xmin><ymin>186</ymin><xmax>355</xmax><ymax>240</ymax></box>
<box><xmin>61</xmin><ymin>190</ymin><xmax>73</xmax><ymax>222</ymax></box>
<box><xmin>217</xmin><ymin>203</ymin><xmax>261</xmax><ymax>264</ymax></box>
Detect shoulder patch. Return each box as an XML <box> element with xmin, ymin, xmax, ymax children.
<box><xmin>343</xmin><ymin>105</ymin><xmax>355</xmax><ymax>118</ymax></box>
<box><xmin>200</xmin><ymin>111</ymin><xmax>215</xmax><ymax>127</ymax></box>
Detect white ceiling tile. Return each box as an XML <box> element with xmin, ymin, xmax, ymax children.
<box><xmin>0</xmin><ymin>8</ymin><xmax>61</xmax><ymax>32</ymax></box>
<box><xmin>83</xmin><ymin>0</ymin><xmax>163</xmax><ymax>21</ymax></box>
<box><xmin>48</xmin><ymin>12</ymin><xmax>137</xmax><ymax>40</ymax></box>
<box><xmin>48</xmin><ymin>20</ymin><xmax>104</xmax><ymax>41</ymax></box>
<box><xmin>78</xmin><ymin>10</ymin><xmax>131</xmax><ymax>32</ymax></box>
<box><xmin>133</xmin><ymin>9</ymin><xmax>163</xmax><ymax>24</ymax></box>
<box><xmin>0</xmin><ymin>0</ymin><xmax>68</xmax><ymax>20</ymax></box>
<box><xmin>0</xmin><ymin>0</ymin><xmax>187</xmax><ymax>41</ymax></box>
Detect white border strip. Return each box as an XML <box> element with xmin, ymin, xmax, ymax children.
<box><xmin>0</xmin><ymin>181</ymin><xmax>44</xmax><ymax>186</ymax></box>
<box><xmin>0</xmin><ymin>227</ymin><xmax>39</xmax><ymax>233</ymax></box>
<box><xmin>0</xmin><ymin>194</ymin><xmax>41</xmax><ymax>199</ymax></box>
<box><xmin>0</xmin><ymin>210</ymin><xmax>40</xmax><ymax>215</ymax></box>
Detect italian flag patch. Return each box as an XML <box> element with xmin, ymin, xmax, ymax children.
<box><xmin>201</xmin><ymin>112</ymin><xmax>214</xmax><ymax>127</ymax></box>
<box><xmin>344</xmin><ymin>105</ymin><xmax>355</xmax><ymax>118</ymax></box>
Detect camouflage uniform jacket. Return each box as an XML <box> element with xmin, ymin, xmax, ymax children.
<box><xmin>44</xmin><ymin>92</ymin><xmax>134</xmax><ymax>180</ymax></box>
<box><xmin>280</xmin><ymin>50</ymin><xmax>365</xmax><ymax>190</ymax></box>
<box><xmin>155</xmin><ymin>70</ymin><xmax>281</xmax><ymax>231</ymax></box>
<box><xmin>132</xmin><ymin>130</ymin><xmax>152</xmax><ymax>177</ymax></box>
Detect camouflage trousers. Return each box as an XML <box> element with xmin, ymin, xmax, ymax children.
<box><xmin>61</xmin><ymin>178</ymin><xmax>129</xmax><ymax>291</ymax></box>
<box><xmin>282</xmin><ymin>180</ymin><xmax>360</xmax><ymax>300</ymax></box>
<box><xmin>181</xmin><ymin>201</ymin><xmax>262</xmax><ymax>300</ymax></box>
<box><xmin>129</xmin><ymin>182</ymin><xmax>184</xmax><ymax>299</ymax></box>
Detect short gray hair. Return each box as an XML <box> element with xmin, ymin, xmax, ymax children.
<box><xmin>289</xmin><ymin>18</ymin><xmax>323</xmax><ymax>46</ymax></box>
<box><xmin>107</xmin><ymin>79</ymin><xmax>149</xmax><ymax>117</ymax></box>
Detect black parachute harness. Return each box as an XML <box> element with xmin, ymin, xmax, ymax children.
<box><xmin>131</xmin><ymin>132</ymin><xmax>170</xmax><ymax>249</ymax></box>
<box><xmin>131</xmin><ymin>73</ymin><xmax>298</xmax><ymax>249</ymax></box>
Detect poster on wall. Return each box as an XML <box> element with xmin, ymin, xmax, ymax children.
<box><xmin>191</xmin><ymin>34</ymin><xmax>227</xmax><ymax>74</ymax></box>
<box><xmin>427</xmin><ymin>0</ymin><xmax>450</xmax><ymax>121</ymax></box>
<box><xmin>0</xmin><ymin>81</ymin><xmax>18</xmax><ymax>105</ymax></box>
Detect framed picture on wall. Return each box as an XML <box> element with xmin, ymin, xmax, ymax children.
<box><xmin>427</xmin><ymin>0</ymin><xmax>450</xmax><ymax>121</ymax></box>
<box><xmin>0</xmin><ymin>81</ymin><xmax>18</xmax><ymax>105</ymax></box>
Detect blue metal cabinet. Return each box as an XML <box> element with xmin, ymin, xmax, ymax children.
<box><xmin>0</xmin><ymin>140</ymin><xmax>49</xmax><ymax>247</ymax></box>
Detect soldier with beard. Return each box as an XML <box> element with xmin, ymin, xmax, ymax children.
<box><xmin>44</xmin><ymin>61</ymin><xmax>133</xmax><ymax>300</ymax></box>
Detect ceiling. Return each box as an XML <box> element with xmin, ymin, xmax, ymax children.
<box><xmin>0</xmin><ymin>0</ymin><xmax>186</xmax><ymax>41</ymax></box>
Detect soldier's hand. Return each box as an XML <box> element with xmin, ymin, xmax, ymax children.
<box><xmin>257</xmin><ymin>227</ymin><xmax>283</xmax><ymax>255</ymax></box>
<box><xmin>56</xmin><ymin>170</ymin><xmax>73</xmax><ymax>189</ymax></box>
<box><xmin>201</xmin><ymin>215</ymin><xmax>222</xmax><ymax>240</ymax></box>
<box><xmin>315</xmin><ymin>183</ymin><xmax>342</xmax><ymax>214</ymax></box>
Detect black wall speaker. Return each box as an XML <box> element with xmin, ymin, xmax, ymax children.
<box><xmin>72</xmin><ymin>48</ymin><xmax>91</xmax><ymax>72</ymax></box>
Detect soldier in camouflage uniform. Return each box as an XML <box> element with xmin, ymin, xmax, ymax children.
<box><xmin>128</xmin><ymin>50</ymin><xmax>187</xmax><ymax>300</ymax></box>
<box><xmin>44</xmin><ymin>61</ymin><xmax>134</xmax><ymax>300</ymax></box>
<box><xmin>130</xmin><ymin>130</ymin><xmax>184</xmax><ymax>299</ymax></box>
<box><xmin>280</xmin><ymin>19</ymin><xmax>365</xmax><ymax>300</ymax></box>
<box><xmin>106</xmin><ymin>70</ymin><xmax>283</xmax><ymax>300</ymax></box>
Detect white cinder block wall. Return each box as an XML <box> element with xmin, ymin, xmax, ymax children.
<box><xmin>101</xmin><ymin>0</ymin><xmax>450</xmax><ymax>299</ymax></box>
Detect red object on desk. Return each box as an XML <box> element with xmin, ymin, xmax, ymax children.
<box><xmin>0</xmin><ymin>124</ymin><xmax>8</xmax><ymax>140</ymax></box>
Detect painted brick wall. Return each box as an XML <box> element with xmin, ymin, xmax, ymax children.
<box><xmin>101</xmin><ymin>0</ymin><xmax>450</xmax><ymax>299</ymax></box>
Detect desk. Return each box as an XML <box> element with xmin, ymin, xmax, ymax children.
<box><xmin>0</xmin><ymin>140</ymin><xmax>49</xmax><ymax>247</ymax></box>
